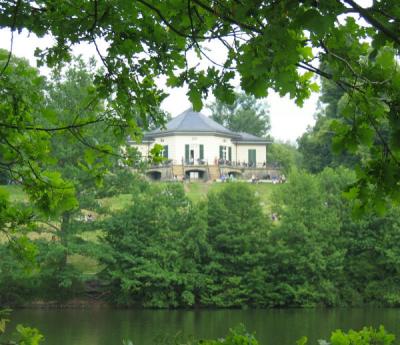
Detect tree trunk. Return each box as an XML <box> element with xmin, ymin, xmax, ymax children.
<box><xmin>59</xmin><ymin>212</ymin><xmax>71</xmax><ymax>268</ymax></box>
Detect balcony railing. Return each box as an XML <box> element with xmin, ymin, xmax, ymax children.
<box><xmin>144</xmin><ymin>158</ymin><xmax>279</xmax><ymax>169</ymax></box>
<box><xmin>217</xmin><ymin>160</ymin><xmax>269</xmax><ymax>169</ymax></box>
<box><xmin>182</xmin><ymin>158</ymin><xmax>207</xmax><ymax>166</ymax></box>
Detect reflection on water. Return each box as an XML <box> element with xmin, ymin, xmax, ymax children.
<box><xmin>5</xmin><ymin>308</ymin><xmax>400</xmax><ymax>345</ymax></box>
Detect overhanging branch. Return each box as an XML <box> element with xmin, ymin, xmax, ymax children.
<box><xmin>0</xmin><ymin>118</ymin><xmax>104</xmax><ymax>132</ymax></box>
<box><xmin>340</xmin><ymin>0</ymin><xmax>400</xmax><ymax>46</ymax></box>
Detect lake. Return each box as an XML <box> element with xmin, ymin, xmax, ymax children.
<box><xmin>5</xmin><ymin>308</ymin><xmax>400</xmax><ymax>344</ymax></box>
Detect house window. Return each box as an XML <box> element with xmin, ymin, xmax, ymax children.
<box><xmin>219</xmin><ymin>146</ymin><xmax>232</xmax><ymax>163</ymax></box>
<box><xmin>185</xmin><ymin>144</ymin><xmax>203</xmax><ymax>164</ymax></box>
<box><xmin>162</xmin><ymin>145</ymin><xmax>168</xmax><ymax>159</ymax></box>
<box><xmin>248</xmin><ymin>149</ymin><xmax>257</xmax><ymax>167</ymax></box>
<box><xmin>219</xmin><ymin>146</ymin><xmax>227</xmax><ymax>160</ymax></box>
<box><xmin>199</xmin><ymin>144</ymin><xmax>204</xmax><ymax>160</ymax></box>
<box><xmin>185</xmin><ymin>144</ymin><xmax>197</xmax><ymax>164</ymax></box>
<box><xmin>185</xmin><ymin>144</ymin><xmax>190</xmax><ymax>164</ymax></box>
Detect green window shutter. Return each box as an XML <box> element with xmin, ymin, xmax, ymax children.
<box><xmin>219</xmin><ymin>146</ymin><xmax>223</xmax><ymax>159</ymax></box>
<box><xmin>228</xmin><ymin>147</ymin><xmax>232</xmax><ymax>161</ymax></box>
<box><xmin>248</xmin><ymin>149</ymin><xmax>256</xmax><ymax>166</ymax></box>
<box><xmin>163</xmin><ymin>145</ymin><xmax>168</xmax><ymax>158</ymax></box>
<box><xmin>200</xmin><ymin>144</ymin><xmax>204</xmax><ymax>160</ymax></box>
<box><xmin>185</xmin><ymin>144</ymin><xmax>189</xmax><ymax>163</ymax></box>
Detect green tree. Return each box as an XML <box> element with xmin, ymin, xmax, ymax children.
<box><xmin>267</xmin><ymin>141</ymin><xmax>302</xmax><ymax>174</ymax></box>
<box><xmin>0</xmin><ymin>51</ymin><xmax>153</xmax><ymax>256</ymax></box>
<box><xmin>202</xmin><ymin>183</ymin><xmax>270</xmax><ymax>307</ymax></box>
<box><xmin>100</xmin><ymin>183</ymin><xmax>193</xmax><ymax>307</ymax></box>
<box><xmin>43</xmin><ymin>58</ymin><xmax>120</xmax><ymax>262</ymax></box>
<box><xmin>0</xmin><ymin>51</ymin><xmax>78</xmax><ymax>276</ymax></box>
<box><xmin>100</xmin><ymin>183</ymin><xmax>272</xmax><ymax>308</ymax></box>
<box><xmin>269</xmin><ymin>170</ymin><xmax>345</xmax><ymax>306</ymax></box>
<box><xmin>298</xmin><ymin>77</ymin><xmax>361</xmax><ymax>173</ymax></box>
<box><xmin>209</xmin><ymin>92</ymin><xmax>270</xmax><ymax>137</ymax></box>
<box><xmin>0</xmin><ymin>50</ymin><xmax>77</xmax><ymax>218</ymax></box>
<box><xmin>267</xmin><ymin>167</ymin><xmax>400</xmax><ymax>307</ymax></box>
<box><xmin>178</xmin><ymin>204</ymin><xmax>211</xmax><ymax>306</ymax></box>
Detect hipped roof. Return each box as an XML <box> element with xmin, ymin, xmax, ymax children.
<box><xmin>141</xmin><ymin>109</ymin><xmax>270</xmax><ymax>144</ymax></box>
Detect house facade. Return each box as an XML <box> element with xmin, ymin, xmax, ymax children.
<box><xmin>129</xmin><ymin>109</ymin><xmax>280</xmax><ymax>181</ymax></box>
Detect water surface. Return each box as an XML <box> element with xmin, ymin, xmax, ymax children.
<box><xmin>6</xmin><ymin>308</ymin><xmax>400</xmax><ymax>345</ymax></box>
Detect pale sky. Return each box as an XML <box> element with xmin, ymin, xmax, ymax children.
<box><xmin>0</xmin><ymin>30</ymin><xmax>318</xmax><ymax>143</ymax></box>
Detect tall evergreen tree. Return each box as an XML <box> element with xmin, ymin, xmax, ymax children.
<box><xmin>202</xmin><ymin>183</ymin><xmax>270</xmax><ymax>307</ymax></box>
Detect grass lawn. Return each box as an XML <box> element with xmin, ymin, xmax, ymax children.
<box><xmin>78</xmin><ymin>229</ymin><xmax>104</xmax><ymax>244</ymax></box>
<box><xmin>2</xmin><ymin>180</ymin><xmax>281</xmax><ymax>209</ymax></box>
<box><xmin>99</xmin><ymin>193</ymin><xmax>133</xmax><ymax>211</ymax></box>
<box><xmin>249</xmin><ymin>183</ymin><xmax>281</xmax><ymax>212</ymax></box>
<box><xmin>184</xmin><ymin>181</ymin><xmax>281</xmax><ymax>212</ymax></box>
<box><xmin>183</xmin><ymin>182</ymin><xmax>223</xmax><ymax>202</ymax></box>
<box><xmin>1</xmin><ymin>181</ymin><xmax>281</xmax><ymax>213</ymax></box>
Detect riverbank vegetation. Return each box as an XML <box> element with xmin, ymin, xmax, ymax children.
<box><xmin>2</xmin><ymin>166</ymin><xmax>400</xmax><ymax>308</ymax></box>
<box><xmin>1</xmin><ymin>321</ymin><xmax>394</xmax><ymax>345</ymax></box>
<box><xmin>146</xmin><ymin>325</ymin><xmax>396</xmax><ymax>345</ymax></box>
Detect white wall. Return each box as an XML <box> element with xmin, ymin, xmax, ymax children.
<box><xmin>153</xmin><ymin>135</ymin><xmax>234</xmax><ymax>164</ymax></box>
<box><xmin>236</xmin><ymin>144</ymin><xmax>267</xmax><ymax>165</ymax></box>
<box><xmin>134</xmin><ymin>143</ymin><xmax>150</xmax><ymax>158</ymax></box>
<box><xmin>130</xmin><ymin>135</ymin><xmax>266</xmax><ymax>165</ymax></box>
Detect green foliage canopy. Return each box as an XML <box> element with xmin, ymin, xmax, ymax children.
<box><xmin>1</xmin><ymin>0</ymin><xmax>400</xmax><ymax>209</ymax></box>
<box><xmin>100</xmin><ymin>183</ymin><xmax>195</xmax><ymax>307</ymax></box>
<box><xmin>270</xmin><ymin>167</ymin><xmax>400</xmax><ymax>306</ymax></box>
<box><xmin>100</xmin><ymin>183</ymin><xmax>270</xmax><ymax>308</ymax></box>
<box><xmin>267</xmin><ymin>142</ymin><xmax>302</xmax><ymax>174</ymax></box>
<box><xmin>203</xmin><ymin>183</ymin><xmax>270</xmax><ymax>307</ymax></box>
<box><xmin>0</xmin><ymin>50</ymin><xmax>77</xmax><ymax>216</ymax></box>
<box><xmin>3</xmin><ymin>172</ymin><xmax>400</xmax><ymax>308</ymax></box>
<box><xmin>298</xmin><ymin>76</ymin><xmax>361</xmax><ymax>173</ymax></box>
<box><xmin>209</xmin><ymin>92</ymin><xmax>270</xmax><ymax>137</ymax></box>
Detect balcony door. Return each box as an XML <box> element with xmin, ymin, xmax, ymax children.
<box><xmin>185</xmin><ymin>144</ymin><xmax>204</xmax><ymax>164</ymax></box>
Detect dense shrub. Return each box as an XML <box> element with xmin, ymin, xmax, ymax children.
<box><xmin>0</xmin><ymin>246</ymin><xmax>35</xmax><ymax>306</ymax></box>
<box><xmin>122</xmin><ymin>325</ymin><xmax>395</xmax><ymax>345</ymax></box>
<box><xmin>99</xmin><ymin>173</ymin><xmax>400</xmax><ymax>308</ymax></box>
<box><xmin>33</xmin><ymin>240</ymin><xmax>83</xmax><ymax>300</ymax></box>
<box><xmin>95</xmin><ymin>170</ymin><xmax>149</xmax><ymax>198</ymax></box>
<box><xmin>99</xmin><ymin>183</ymin><xmax>194</xmax><ymax>307</ymax></box>
<box><xmin>267</xmin><ymin>168</ymin><xmax>400</xmax><ymax>307</ymax></box>
<box><xmin>0</xmin><ymin>241</ymin><xmax>83</xmax><ymax>305</ymax></box>
<box><xmin>201</xmin><ymin>183</ymin><xmax>270</xmax><ymax>307</ymax></box>
<box><xmin>100</xmin><ymin>183</ymin><xmax>270</xmax><ymax>307</ymax></box>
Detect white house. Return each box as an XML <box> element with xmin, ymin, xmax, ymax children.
<box><xmin>129</xmin><ymin>109</ymin><xmax>279</xmax><ymax>181</ymax></box>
